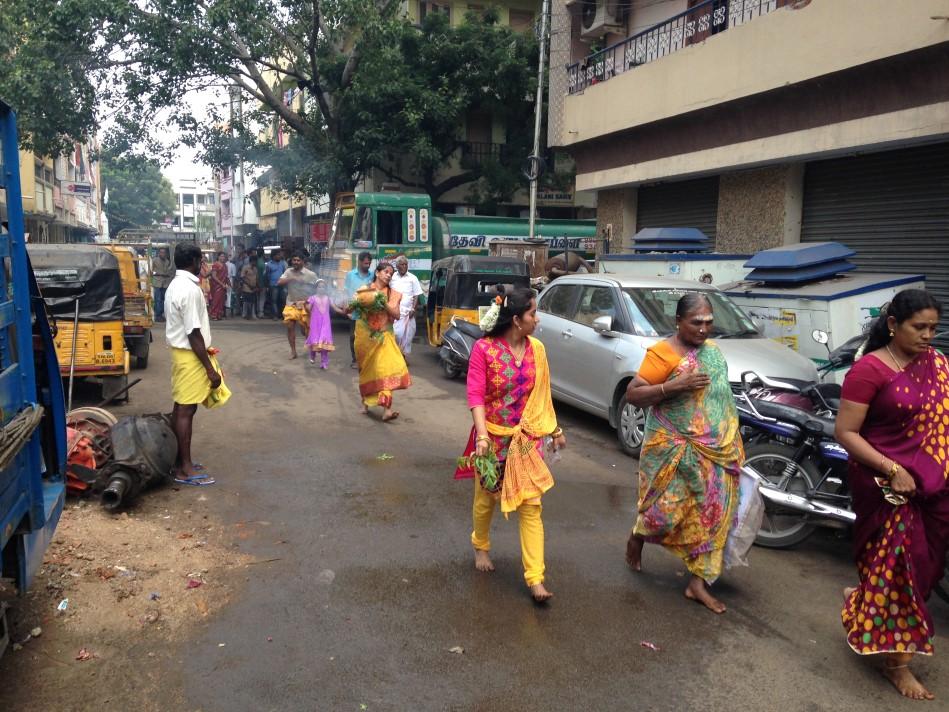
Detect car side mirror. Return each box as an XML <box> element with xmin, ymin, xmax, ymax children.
<box><xmin>592</xmin><ymin>315</ymin><xmax>615</xmax><ymax>336</ymax></box>
<box><xmin>812</xmin><ymin>329</ymin><xmax>829</xmax><ymax>345</ymax></box>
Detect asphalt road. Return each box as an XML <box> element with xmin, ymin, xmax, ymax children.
<box><xmin>102</xmin><ymin>318</ymin><xmax>949</xmax><ymax>711</ymax></box>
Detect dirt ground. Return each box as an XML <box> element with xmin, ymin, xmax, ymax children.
<box><xmin>0</xmin><ymin>481</ymin><xmax>258</xmax><ymax>712</ymax></box>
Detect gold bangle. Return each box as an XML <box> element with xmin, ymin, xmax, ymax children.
<box><xmin>475</xmin><ymin>435</ymin><xmax>491</xmax><ymax>443</ymax></box>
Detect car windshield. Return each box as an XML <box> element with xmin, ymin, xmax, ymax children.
<box><xmin>621</xmin><ymin>287</ymin><xmax>759</xmax><ymax>338</ymax></box>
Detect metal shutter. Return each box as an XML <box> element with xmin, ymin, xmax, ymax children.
<box><xmin>637</xmin><ymin>176</ymin><xmax>719</xmax><ymax>241</ymax></box>
<box><xmin>801</xmin><ymin>143</ymin><xmax>949</xmax><ymax>344</ymax></box>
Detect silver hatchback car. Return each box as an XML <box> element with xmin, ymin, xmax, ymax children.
<box><xmin>535</xmin><ymin>274</ymin><xmax>819</xmax><ymax>456</ymax></box>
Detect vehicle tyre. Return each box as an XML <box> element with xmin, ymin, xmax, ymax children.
<box><xmin>616</xmin><ymin>393</ymin><xmax>646</xmax><ymax>457</ymax></box>
<box><xmin>745</xmin><ymin>442</ymin><xmax>820</xmax><ymax>549</ymax></box>
<box><xmin>441</xmin><ymin>358</ymin><xmax>462</xmax><ymax>380</ymax></box>
<box><xmin>101</xmin><ymin>375</ymin><xmax>129</xmax><ymax>404</ymax></box>
<box><xmin>137</xmin><ymin>339</ymin><xmax>150</xmax><ymax>369</ymax></box>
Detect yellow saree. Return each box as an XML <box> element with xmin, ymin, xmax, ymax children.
<box><xmin>354</xmin><ymin>286</ymin><xmax>411</xmax><ymax>407</ymax></box>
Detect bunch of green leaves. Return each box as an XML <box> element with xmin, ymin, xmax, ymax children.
<box><xmin>457</xmin><ymin>447</ymin><xmax>500</xmax><ymax>492</ymax></box>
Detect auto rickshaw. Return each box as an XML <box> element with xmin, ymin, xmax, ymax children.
<box><xmin>426</xmin><ymin>255</ymin><xmax>531</xmax><ymax>346</ymax></box>
<box><xmin>105</xmin><ymin>245</ymin><xmax>153</xmax><ymax>369</ymax></box>
<box><xmin>28</xmin><ymin>245</ymin><xmax>130</xmax><ymax>403</ymax></box>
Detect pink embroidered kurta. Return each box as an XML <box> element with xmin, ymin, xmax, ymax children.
<box><xmin>455</xmin><ymin>337</ymin><xmax>540</xmax><ymax>479</ymax></box>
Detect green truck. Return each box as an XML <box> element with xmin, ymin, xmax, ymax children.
<box><xmin>323</xmin><ymin>192</ymin><xmax>596</xmax><ymax>288</ymax></box>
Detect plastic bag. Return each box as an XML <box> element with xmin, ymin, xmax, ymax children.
<box><xmin>724</xmin><ymin>468</ymin><xmax>765</xmax><ymax>569</ymax></box>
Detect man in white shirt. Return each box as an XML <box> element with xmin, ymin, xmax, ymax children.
<box><xmin>389</xmin><ymin>255</ymin><xmax>423</xmax><ymax>357</ymax></box>
<box><xmin>165</xmin><ymin>243</ymin><xmax>230</xmax><ymax>484</ymax></box>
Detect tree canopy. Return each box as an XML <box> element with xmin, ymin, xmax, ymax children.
<box><xmin>0</xmin><ymin>1</ymin><xmax>545</xmax><ymax>207</ymax></box>
<box><xmin>100</xmin><ymin>149</ymin><xmax>177</xmax><ymax>237</ymax></box>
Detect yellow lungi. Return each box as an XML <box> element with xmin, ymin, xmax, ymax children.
<box><xmin>170</xmin><ymin>348</ymin><xmax>231</xmax><ymax>408</ymax></box>
<box><xmin>283</xmin><ymin>303</ymin><xmax>308</xmax><ymax>326</ymax></box>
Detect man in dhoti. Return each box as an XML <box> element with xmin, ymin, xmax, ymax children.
<box><xmin>390</xmin><ymin>255</ymin><xmax>423</xmax><ymax>359</ymax></box>
<box><xmin>165</xmin><ymin>243</ymin><xmax>231</xmax><ymax>485</ymax></box>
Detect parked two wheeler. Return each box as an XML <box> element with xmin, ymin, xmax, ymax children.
<box><xmin>439</xmin><ymin>316</ymin><xmax>482</xmax><ymax>379</ymax></box>
<box><xmin>736</xmin><ymin>371</ymin><xmax>853</xmax><ymax>548</ymax></box>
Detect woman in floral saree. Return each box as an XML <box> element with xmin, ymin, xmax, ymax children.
<box><xmin>836</xmin><ymin>289</ymin><xmax>947</xmax><ymax>701</ymax></box>
<box><xmin>624</xmin><ymin>293</ymin><xmax>743</xmax><ymax>614</ymax></box>
<box><xmin>350</xmin><ymin>262</ymin><xmax>411</xmax><ymax>422</ymax></box>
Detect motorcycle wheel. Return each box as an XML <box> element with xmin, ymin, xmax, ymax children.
<box><xmin>745</xmin><ymin>442</ymin><xmax>820</xmax><ymax>549</ymax></box>
<box><xmin>441</xmin><ymin>358</ymin><xmax>463</xmax><ymax>380</ymax></box>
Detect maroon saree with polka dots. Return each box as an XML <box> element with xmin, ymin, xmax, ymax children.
<box><xmin>841</xmin><ymin>348</ymin><xmax>949</xmax><ymax>655</ymax></box>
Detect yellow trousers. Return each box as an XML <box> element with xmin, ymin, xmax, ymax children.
<box><xmin>470</xmin><ymin>478</ymin><xmax>545</xmax><ymax>586</ymax></box>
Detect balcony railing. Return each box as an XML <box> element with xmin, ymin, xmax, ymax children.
<box><xmin>566</xmin><ymin>0</ymin><xmax>785</xmax><ymax>95</ymax></box>
<box><xmin>460</xmin><ymin>141</ymin><xmax>508</xmax><ymax>166</ymax></box>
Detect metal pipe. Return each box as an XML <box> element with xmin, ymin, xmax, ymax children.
<box><xmin>95</xmin><ymin>377</ymin><xmax>142</xmax><ymax>408</ymax></box>
<box><xmin>742</xmin><ymin>465</ymin><xmax>856</xmax><ymax>524</ymax></box>
<box><xmin>528</xmin><ymin>0</ymin><xmax>550</xmax><ymax>240</ymax></box>
<box><xmin>67</xmin><ymin>299</ymin><xmax>80</xmax><ymax>412</ymax></box>
<box><xmin>101</xmin><ymin>472</ymin><xmax>131</xmax><ymax>511</ymax></box>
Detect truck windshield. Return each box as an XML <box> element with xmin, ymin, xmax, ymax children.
<box><xmin>331</xmin><ymin>207</ymin><xmax>354</xmax><ymax>247</ymax></box>
<box><xmin>621</xmin><ymin>287</ymin><xmax>759</xmax><ymax>338</ymax></box>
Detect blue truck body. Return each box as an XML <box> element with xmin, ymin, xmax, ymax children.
<box><xmin>0</xmin><ymin>99</ymin><xmax>67</xmax><ymax>652</ymax></box>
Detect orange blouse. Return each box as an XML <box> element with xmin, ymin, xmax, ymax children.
<box><xmin>637</xmin><ymin>340</ymin><xmax>683</xmax><ymax>385</ymax></box>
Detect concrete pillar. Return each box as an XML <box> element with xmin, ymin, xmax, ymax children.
<box><xmin>596</xmin><ymin>186</ymin><xmax>637</xmax><ymax>253</ymax></box>
<box><xmin>715</xmin><ymin>163</ymin><xmax>804</xmax><ymax>253</ymax></box>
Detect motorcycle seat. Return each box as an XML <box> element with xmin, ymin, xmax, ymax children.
<box><xmin>749</xmin><ymin>398</ymin><xmax>836</xmax><ymax>438</ymax></box>
<box><xmin>453</xmin><ymin>319</ymin><xmax>484</xmax><ymax>339</ymax></box>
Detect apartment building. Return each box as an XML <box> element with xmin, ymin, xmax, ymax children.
<box><xmin>169</xmin><ymin>177</ymin><xmax>218</xmax><ymax>242</ymax></box>
<box><xmin>1</xmin><ymin>142</ymin><xmax>103</xmax><ymax>243</ymax></box>
<box><xmin>549</xmin><ymin>0</ymin><xmax>949</xmax><ymax>310</ymax></box>
<box><xmin>215</xmin><ymin>164</ymin><xmax>260</xmax><ymax>252</ymax></box>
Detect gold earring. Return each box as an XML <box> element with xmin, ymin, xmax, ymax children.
<box><xmin>889</xmin><ymin>330</ymin><xmax>894</xmax><ymax>337</ymax></box>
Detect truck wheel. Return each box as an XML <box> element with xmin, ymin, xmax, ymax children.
<box><xmin>135</xmin><ymin>340</ymin><xmax>150</xmax><ymax>369</ymax></box>
<box><xmin>101</xmin><ymin>375</ymin><xmax>129</xmax><ymax>404</ymax></box>
<box><xmin>616</xmin><ymin>393</ymin><xmax>646</xmax><ymax>457</ymax></box>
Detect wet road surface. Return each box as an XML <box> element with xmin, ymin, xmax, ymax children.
<box><xmin>134</xmin><ymin>319</ymin><xmax>949</xmax><ymax>710</ymax></box>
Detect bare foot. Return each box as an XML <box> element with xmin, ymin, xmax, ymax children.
<box><xmin>473</xmin><ymin>549</ymin><xmax>494</xmax><ymax>572</ymax></box>
<box><xmin>289</xmin><ymin>352</ymin><xmax>297</xmax><ymax>360</ymax></box>
<box><xmin>530</xmin><ymin>583</ymin><xmax>553</xmax><ymax>603</ymax></box>
<box><xmin>359</xmin><ymin>406</ymin><xmax>369</xmax><ymax>416</ymax></box>
<box><xmin>842</xmin><ymin>586</ymin><xmax>857</xmax><ymax>602</ymax></box>
<box><xmin>626</xmin><ymin>534</ymin><xmax>644</xmax><ymax>571</ymax></box>
<box><xmin>684</xmin><ymin>577</ymin><xmax>726</xmax><ymax>614</ymax></box>
<box><xmin>382</xmin><ymin>410</ymin><xmax>399</xmax><ymax>422</ymax></box>
<box><xmin>883</xmin><ymin>661</ymin><xmax>935</xmax><ymax>701</ymax></box>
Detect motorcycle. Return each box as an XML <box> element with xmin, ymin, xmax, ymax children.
<box><xmin>439</xmin><ymin>316</ymin><xmax>482</xmax><ymax>379</ymax></box>
<box><xmin>736</xmin><ymin>370</ymin><xmax>853</xmax><ymax>548</ymax></box>
<box><xmin>738</xmin><ymin>369</ymin><xmax>949</xmax><ymax>602</ymax></box>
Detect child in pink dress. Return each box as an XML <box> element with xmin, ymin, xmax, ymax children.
<box><xmin>305</xmin><ymin>280</ymin><xmax>336</xmax><ymax>368</ymax></box>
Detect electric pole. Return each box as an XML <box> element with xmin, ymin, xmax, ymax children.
<box><xmin>528</xmin><ymin>0</ymin><xmax>551</xmax><ymax>240</ymax></box>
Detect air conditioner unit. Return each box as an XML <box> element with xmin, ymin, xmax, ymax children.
<box><xmin>580</xmin><ymin>0</ymin><xmax>626</xmax><ymax>40</ymax></box>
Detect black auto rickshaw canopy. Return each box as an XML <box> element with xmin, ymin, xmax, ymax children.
<box><xmin>431</xmin><ymin>255</ymin><xmax>531</xmax><ymax>310</ymax></box>
<box><xmin>28</xmin><ymin>244</ymin><xmax>125</xmax><ymax>321</ymax></box>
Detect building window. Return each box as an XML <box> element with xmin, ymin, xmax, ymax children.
<box><xmin>197</xmin><ymin>194</ymin><xmax>206</xmax><ymax>205</ymax></box>
<box><xmin>182</xmin><ymin>193</ymin><xmax>195</xmax><ymax>205</ymax></box>
<box><xmin>206</xmin><ymin>193</ymin><xmax>215</xmax><ymax>205</ymax></box>
<box><xmin>419</xmin><ymin>1</ymin><xmax>451</xmax><ymax>23</ymax></box>
<box><xmin>183</xmin><ymin>216</ymin><xmax>195</xmax><ymax>228</ymax></box>
<box><xmin>509</xmin><ymin>9</ymin><xmax>534</xmax><ymax>33</ymax></box>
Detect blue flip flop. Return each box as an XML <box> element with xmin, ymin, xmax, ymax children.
<box><xmin>174</xmin><ymin>474</ymin><xmax>216</xmax><ymax>486</ymax></box>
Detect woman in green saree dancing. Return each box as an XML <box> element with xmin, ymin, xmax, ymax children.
<box><xmin>624</xmin><ymin>293</ymin><xmax>743</xmax><ymax>614</ymax></box>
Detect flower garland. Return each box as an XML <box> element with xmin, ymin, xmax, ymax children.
<box><xmin>479</xmin><ymin>294</ymin><xmax>505</xmax><ymax>333</ymax></box>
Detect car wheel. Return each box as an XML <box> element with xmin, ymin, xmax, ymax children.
<box><xmin>616</xmin><ymin>394</ymin><xmax>646</xmax><ymax>457</ymax></box>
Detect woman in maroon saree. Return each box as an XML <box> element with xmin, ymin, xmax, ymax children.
<box><xmin>209</xmin><ymin>252</ymin><xmax>229</xmax><ymax>320</ymax></box>
<box><xmin>836</xmin><ymin>289</ymin><xmax>948</xmax><ymax>701</ymax></box>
